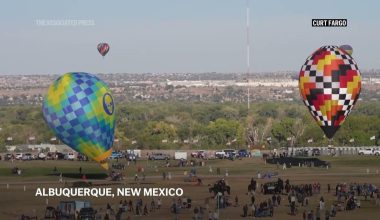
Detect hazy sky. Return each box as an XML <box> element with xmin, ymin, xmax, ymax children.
<box><xmin>1</xmin><ymin>0</ymin><xmax>379</xmax><ymax>75</ymax></box>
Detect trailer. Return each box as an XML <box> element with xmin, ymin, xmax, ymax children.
<box><xmin>174</xmin><ymin>151</ymin><xmax>187</xmax><ymax>160</ymax></box>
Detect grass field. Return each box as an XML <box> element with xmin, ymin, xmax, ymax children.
<box><xmin>0</xmin><ymin>156</ymin><xmax>380</xmax><ymax>220</ymax></box>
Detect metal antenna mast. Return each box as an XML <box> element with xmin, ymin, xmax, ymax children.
<box><xmin>246</xmin><ymin>0</ymin><xmax>251</xmax><ymax>110</ymax></box>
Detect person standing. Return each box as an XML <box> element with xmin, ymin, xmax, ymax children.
<box><xmin>325</xmin><ymin>209</ymin><xmax>330</xmax><ymax>220</ymax></box>
<box><xmin>251</xmin><ymin>203</ymin><xmax>256</xmax><ymax>217</ymax></box>
<box><xmin>157</xmin><ymin>198</ymin><xmax>162</xmax><ymax>209</ymax></box>
<box><xmin>316</xmin><ymin>207</ymin><xmax>321</xmax><ymax>220</ymax></box>
<box><xmin>242</xmin><ymin>204</ymin><xmax>248</xmax><ymax>217</ymax></box>
<box><xmin>208</xmin><ymin>211</ymin><xmax>213</xmax><ymax>220</ymax></box>
<box><xmin>59</xmin><ymin>173</ymin><xmax>63</xmax><ymax>183</ymax></box>
<box><xmin>251</xmin><ymin>195</ymin><xmax>255</xmax><ymax>205</ymax></box>
<box><xmin>213</xmin><ymin>210</ymin><xmax>218</xmax><ymax>220</ymax></box>
<box><xmin>319</xmin><ymin>197</ymin><xmax>325</xmax><ymax>210</ymax></box>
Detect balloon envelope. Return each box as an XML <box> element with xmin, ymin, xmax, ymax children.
<box><xmin>42</xmin><ymin>72</ymin><xmax>115</xmax><ymax>169</ymax></box>
<box><xmin>339</xmin><ymin>44</ymin><xmax>353</xmax><ymax>55</ymax></box>
<box><xmin>299</xmin><ymin>46</ymin><xmax>361</xmax><ymax>139</ymax></box>
<box><xmin>97</xmin><ymin>43</ymin><xmax>110</xmax><ymax>57</ymax></box>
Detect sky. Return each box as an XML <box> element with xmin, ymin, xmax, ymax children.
<box><xmin>0</xmin><ymin>0</ymin><xmax>379</xmax><ymax>75</ymax></box>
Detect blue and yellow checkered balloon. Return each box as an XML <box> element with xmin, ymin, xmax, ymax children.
<box><xmin>42</xmin><ymin>72</ymin><xmax>115</xmax><ymax>169</ymax></box>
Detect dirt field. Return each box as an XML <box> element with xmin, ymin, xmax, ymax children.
<box><xmin>0</xmin><ymin>156</ymin><xmax>380</xmax><ymax>220</ymax></box>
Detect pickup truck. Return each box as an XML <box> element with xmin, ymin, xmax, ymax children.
<box><xmin>358</xmin><ymin>148</ymin><xmax>374</xmax><ymax>155</ymax></box>
<box><xmin>148</xmin><ymin>153</ymin><xmax>170</xmax><ymax>160</ymax></box>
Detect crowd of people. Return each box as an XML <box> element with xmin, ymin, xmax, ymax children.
<box><xmin>102</xmin><ymin>198</ymin><xmax>163</xmax><ymax>220</ymax></box>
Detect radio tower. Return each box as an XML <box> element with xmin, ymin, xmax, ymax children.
<box><xmin>246</xmin><ymin>0</ymin><xmax>251</xmax><ymax>110</ymax></box>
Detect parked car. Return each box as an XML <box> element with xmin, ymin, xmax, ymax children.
<box><xmin>45</xmin><ymin>152</ymin><xmax>53</xmax><ymax>160</ymax></box>
<box><xmin>191</xmin><ymin>150</ymin><xmax>206</xmax><ymax>158</ymax></box>
<box><xmin>22</xmin><ymin>153</ymin><xmax>33</xmax><ymax>161</ymax></box>
<box><xmin>15</xmin><ymin>153</ymin><xmax>23</xmax><ymax>160</ymax></box>
<box><xmin>223</xmin><ymin>149</ymin><xmax>237</xmax><ymax>158</ymax></box>
<box><xmin>238</xmin><ymin>149</ymin><xmax>250</xmax><ymax>157</ymax></box>
<box><xmin>295</xmin><ymin>149</ymin><xmax>309</xmax><ymax>157</ymax></box>
<box><xmin>358</xmin><ymin>148</ymin><xmax>374</xmax><ymax>155</ymax></box>
<box><xmin>374</xmin><ymin>149</ymin><xmax>380</xmax><ymax>156</ymax></box>
<box><xmin>77</xmin><ymin>153</ymin><xmax>87</xmax><ymax>161</ymax></box>
<box><xmin>55</xmin><ymin>152</ymin><xmax>66</xmax><ymax>160</ymax></box>
<box><xmin>37</xmin><ymin>152</ymin><xmax>46</xmax><ymax>160</ymax></box>
<box><xmin>127</xmin><ymin>154</ymin><xmax>137</xmax><ymax>161</ymax></box>
<box><xmin>215</xmin><ymin>151</ymin><xmax>226</xmax><ymax>159</ymax></box>
<box><xmin>148</xmin><ymin>153</ymin><xmax>170</xmax><ymax>160</ymax></box>
<box><xmin>5</xmin><ymin>153</ymin><xmax>13</xmax><ymax>161</ymax></box>
<box><xmin>109</xmin><ymin>151</ymin><xmax>123</xmax><ymax>159</ymax></box>
<box><xmin>65</xmin><ymin>152</ymin><xmax>76</xmax><ymax>160</ymax></box>
<box><xmin>312</xmin><ymin>148</ymin><xmax>321</xmax><ymax>156</ymax></box>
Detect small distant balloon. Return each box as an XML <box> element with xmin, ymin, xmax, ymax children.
<box><xmin>299</xmin><ymin>46</ymin><xmax>361</xmax><ymax>139</ymax></box>
<box><xmin>97</xmin><ymin>43</ymin><xmax>110</xmax><ymax>57</ymax></box>
<box><xmin>339</xmin><ymin>44</ymin><xmax>353</xmax><ymax>55</ymax></box>
<box><xmin>42</xmin><ymin>72</ymin><xmax>115</xmax><ymax>169</ymax></box>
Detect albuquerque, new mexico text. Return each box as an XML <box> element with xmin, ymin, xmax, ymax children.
<box><xmin>35</xmin><ymin>187</ymin><xmax>184</xmax><ymax>198</ymax></box>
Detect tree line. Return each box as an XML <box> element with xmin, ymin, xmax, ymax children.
<box><xmin>0</xmin><ymin>101</ymin><xmax>379</xmax><ymax>151</ymax></box>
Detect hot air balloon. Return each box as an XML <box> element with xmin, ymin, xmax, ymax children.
<box><xmin>97</xmin><ymin>43</ymin><xmax>110</xmax><ymax>57</ymax></box>
<box><xmin>339</xmin><ymin>44</ymin><xmax>353</xmax><ymax>55</ymax></box>
<box><xmin>299</xmin><ymin>45</ymin><xmax>361</xmax><ymax>139</ymax></box>
<box><xmin>42</xmin><ymin>72</ymin><xmax>115</xmax><ymax>169</ymax></box>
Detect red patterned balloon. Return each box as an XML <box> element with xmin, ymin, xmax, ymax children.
<box><xmin>299</xmin><ymin>46</ymin><xmax>361</xmax><ymax>139</ymax></box>
<box><xmin>97</xmin><ymin>43</ymin><xmax>110</xmax><ymax>57</ymax></box>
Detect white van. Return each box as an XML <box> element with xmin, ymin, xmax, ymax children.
<box><xmin>65</xmin><ymin>152</ymin><xmax>75</xmax><ymax>160</ymax></box>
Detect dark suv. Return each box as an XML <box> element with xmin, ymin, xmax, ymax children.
<box><xmin>238</xmin><ymin>149</ymin><xmax>249</xmax><ymax>157</ymax></box>
<box><xmin>312</xmin><ymin>148</ymin><xmax>320</xmax><ymax>156</ymax></box>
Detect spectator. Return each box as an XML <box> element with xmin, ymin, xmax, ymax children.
<box><xmin>251</xmin><ymin>203</ymin><xmax>256</xmax><ymax>217</ymax></box>
<box><xmin>325</xmin><ymin>209</ymin><xmax>330</xmax><ymax>220</ymax></box>
<box><xmin>150</xmin><ymin>199</ymin><xmax>156</xmax><ymax>211</ymax></box>
<box><xmin>213</xmin><ymin>210</ymin><xmax>218</xmax><ymax>220</ymax></box>
<box><xmin>272</xmin><ymin>194</ymin><xmax>277</xmax><ymax>206</ymax></box>
<box><xmin>242</xmin><ymin>204</ymin><xmax>248</xmax><ymax>217</ymax></box>
<box><xmin>319</xmin><ymin>197</ymin><xmax>325</xmax><ymax>210</ymax></box>
<box><xmin>277</xmin><ymin>194</ymin><xmax>281</xmax><ymax>206</ymax></box>
<box><xmin>143</xmin><ymin>204</ymin><xmax>148</xmax><ymax>215</ymax></box>
<box><xmin>128</xmin><ymin>200</ymin><xmax>133</xmax><ymax>213</ymax></box>
<box><xmin>157</xmin><ymin>198</ymin><xmax>162</xmax><ymax>209</ymax></box>
<box><xmin>251</xmin><ymin>195</ymin><xmax>255</xmax><ymax>205</ymax></box>
<box><xmin>316</xmin><ymin>207</ymin><xmax>321</xmax><ymax>220</ymax></box>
